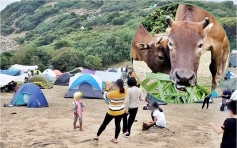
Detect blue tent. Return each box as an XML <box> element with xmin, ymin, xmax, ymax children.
<box><xmin>65</xmin><ymin>74</ymin><xmax>103</xmax><ymax>99</ymax></box>
<box><xmin>0</xmin><ymin>70</ymin><xmax>20</xmax><ymax>76</ymax></box>
<box><xmin>42</xmin><ymin>74</ymin><xmax>53</xmax><ymax>82</ymax></box>
<box><xmin>10</xmin><ymin>83</ymin><xmax>48</xmax><ymax>108</ymax></box>
<box><xmin>211</xmin><ymin>90</ymin><xmax>218</xmax><ymax>98</ymax></box>
<box><xmin>146</xmin><ymin>93</ymin><xmax>167</xmax><ymax>105</ymax></box>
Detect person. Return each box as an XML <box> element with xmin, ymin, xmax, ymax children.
<box><xmin>220</xmin><ymin>89</ymin><xmax>232</xmax><ymax>111</ymax></box>
<box><xmin>143</xmin><ymin>102</ymin><xmax>166</xmax><ymax>130</ymax></box>
<box><xmin>123</xmin><ymin>77</ymin><xmax>143</xmax><ymax>137</ymax></box>
<box><xmin>202</xmin><ymin>94</ymin><xmax>212</xmax><ymax>109</ymax></box>
<box><xmin>209</xmin><ymin>100</ymin><xmax>236</xmax><ymax>148</ymax></box>
<box><xmin>95</xmin><ymin>79</ymin><xmax>126</xmax><ymax>143</ymax></box>
<box><xmin>72</xmin><ymin>92</ymin><xmax>85</xmax><ymax>131</ymax></box>
<box><xmin>230</xmin><ymin>89</ymin><xmax>237</xmax><ymax>101</ymax></box>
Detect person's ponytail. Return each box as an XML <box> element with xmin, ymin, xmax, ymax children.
<box><xmin>115</xmin><ymin>79</ymin><xmax>125</xmax><ymax>93</ymax></box>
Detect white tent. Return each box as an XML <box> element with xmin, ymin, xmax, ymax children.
<box><xmin>0</xmin><ymin>74</ymin><xmax>25</xmax><ymax>87</ymax></box>
<box><xmin>43</xmin><ymin>69</ymin><xmax>56</xmax><ymax>78</ymax></box>
<box><xmin>10</xmin><ymin>64</ymin><xmax>38</xmax><ymax>72</ymax></box>
<box><xmin>95</xmin><ymin>71</ymin><xmax>124</xmax><ymax>82</ymax></box>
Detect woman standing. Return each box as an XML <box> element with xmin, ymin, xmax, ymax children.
<box><xmin>95</xmin><ymin>79</ymin><xmax>126</xmax><ymax>143</ymax></box>
<box><xmin>123</xmin><ymin>77</ymin><xmax>144</xmax><ymax>137</ymax></box>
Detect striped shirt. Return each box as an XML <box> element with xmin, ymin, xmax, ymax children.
<box><xmin>107</xmin><ymin>89</ymin><xmax>127</xmax><ymax>116</ymax></box>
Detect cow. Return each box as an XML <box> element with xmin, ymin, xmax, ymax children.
<box><xmin>165</xmin><ymin>4</ymin><xmax>229</xmax><ymax>90</ymax></box>
<box><xmin>132</xmin><ymin>25</ymin><xmax>171</xmax><ymax>74</ymax></box>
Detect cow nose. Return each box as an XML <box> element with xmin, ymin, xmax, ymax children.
<box><xmin>174</xmin><ymin>69</ymin><xmax>195</xmax><ymax>86</ymax></box>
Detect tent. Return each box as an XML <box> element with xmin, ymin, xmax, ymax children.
<box><xmin>29</xmin><ymin>75</ymin><xmax>53</xmax><ymax>89</ymax></box>
<box><xmin>211</xmin><ymin>90</ymin><xmax>218</xmax><ymax>98</ymax></box>
<box><xmin>145</xmin><ymin>93</ymin><xmax>167</xmax><ymax>105</ymax></box>
<box><xmin>42</xmin><ymin>74</ymin><xmax>53</xmax><ymax>82</ymax></box>
<box><xmin>0</xmin><ymin>70</ymin><xmax>20</xmax><ymax>76</ymax></box>
<box><xmin>230</xmin><ymin>54</ymin><xmax>237</xmax><ymax>67</ymax></box>
<box><xmin>53</xmin><ymin>70</ymin><xmax>62</xmax><ymax>76</ymax></box>
<box><xmin>48</xmin><ymin>65</ymin><xmax>54</xmax><ymax>70</ymax></box>
<box><xmin>43</xmin><ymin>69</ymin><xmax>56</xmax><ymax>78</ymax></box>
<box><xmin>95</xmin><ymin>71</ymin><xmax>124</xmax><ymax>82</ymax></box>
<box><xmin>33</xmin><ymin>70</ymin><xmax>41</xmax><ymax>75</ymax></box>
<box><xmin>107</xmin><ymin>68</ymin><xmax>117</xmax><ymax>72</ymax></box>
<box><xmin>10</xmin><ymin>83</ymin><xmax>48</xmax><ymax>108</ymax></box>
<box><xmin>10</xmin><ymin>64</ymin><xmax>38</xmax><ymax>72</ymax></box>
<box><xmin>80</xmin><ymin>69</ymin><xmax>96</xmax><ymax>75</ymax></box>
<box><xmin>218</xmin><ymin>77</ymin><xmax>237</xmax><ymax>90</ymax></box>
<box><xmin>65</xmin><ymin>74</ymin><xmax>103</xmax><ymax>99</ymax></box>
<box><xmin>0</xmin><ymin>74</ymin><xmax>25</xmax><ymax>87</ymax></box>
<box><xmin>54</xmin><ymin>73</ymin><xmax>73</xmax><ymax>86</ymax></box>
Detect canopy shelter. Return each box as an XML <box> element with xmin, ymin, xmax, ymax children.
<box><xmin>218</xmin><ymin>77</ymin><xmax>237</xmax><ymax>90</ymax></box>
<box><xmin>10</xmin><ymin>64</ymin><xmax>38</xmax><ymax>72</ymax></box>
<box><xmin>53</xmin><ymin>70</ymin><xmax>62</xmax><ymax>76</ymax></box>
<box><xmin>54</xmin><ymin>73</ymin><xmax>73</xmax><ymax>86</ymax></box>
<box><xmin>10</xmin><ymin>83</ymin><xmax>48</xmax><ymax>108</ymax></box>
<box><xmin>65</xmin><ymin>74</ymin><xmax>103</xmax><ymax>99</ymax></box>
<box><xmin>146</xmin><ymin>93</ymin><xmax>167</xmax><ymax>105</ymax></box>
<box><xmin>0</xmin><ymin>74</ymin><xmax>25</xmax><ymax>87</ymax></box>
<box><xmin>80</xmin><ymin>69</ymin><xmax>96</xmax><ymax>75</ymax></box>
<box><xmin>95</xmin><ymin>71</ymin><xmax>124</xmax><ymax>82</ymax></box>
<box><xmin>43</xmin><ymin>69</ymin><xmax>56</xmax><ymax>78</ymax></box>
<box><xmin>0</xmin><ymin>70</ymin><xmax>20</xmax><ymax>76</ymax></box>
<box><xmin>42</xmin><ymin>74</ymin><xmax>53</xmax><ymax>82</ymax></box>
<box><xmin>29</xmin><ymin>75</ymin><xmax>53</xmax><ymax>89</ymax></box>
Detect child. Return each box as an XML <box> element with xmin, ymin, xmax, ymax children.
<box><xmin>209</xmin><ymin>100</ymin><xmax>236</xmax><ymax>148</ymax></box>
<box><xmin>143</xmin><ymin>102</ymin><xmax>166</xmax><ymax>130</ymax></box>
<box><xmin>72</xmin><ymin>92</ymin><xmax>85</xmax><ymax>131</ymax></box>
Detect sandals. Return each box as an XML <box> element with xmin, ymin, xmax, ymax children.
<box><xmin>111</xmin><ymin>139</ymin><xmax>118</xmax><ymax>144</ymax></box>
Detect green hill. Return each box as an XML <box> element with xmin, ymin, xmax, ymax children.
<box><xmin>1</xmin><ymin>0</ymin><xmax>236</xmax><ymax>71</ymax></box>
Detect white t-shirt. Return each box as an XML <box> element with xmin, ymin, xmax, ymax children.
<box><xmin>153</xmin><ymin>109</ymin><xmax>166</xmax><ymax>128</ymax></box>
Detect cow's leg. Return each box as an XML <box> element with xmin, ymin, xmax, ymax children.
<box><xmin>209</xmin><ymin>43</ymin><xmax>223</xmax><ymax>90</ymax></box>
<box><xmin>220</xmin><ymin>38</ymin><xmax>229</xmax><ymax>78</ymax></box>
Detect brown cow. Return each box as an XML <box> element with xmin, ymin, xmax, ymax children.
<box><xmin>132</xmin><ymin>25</ymin><xmax>170</xmax><ymax>74</ymax></box>
<box><xmin>165</xmin><ymin>4</ymin><xmax>229</xmax><ymax>90</ymax></box>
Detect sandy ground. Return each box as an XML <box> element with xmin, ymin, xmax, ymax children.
<box><xmin>133</xmin><ymin>51</ymin><xmax>213</xmax><ymax>90</ymax></box>
<box><xmin>1</xmin><ymin>85</ymin><xmax>228</xmax><ymax>148</ymax></box>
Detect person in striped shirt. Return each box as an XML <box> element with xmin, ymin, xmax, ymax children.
<box><xmin>95</xmin><ymin>79</ymin><xmax>127</xmax><ymax>143</ymax></box>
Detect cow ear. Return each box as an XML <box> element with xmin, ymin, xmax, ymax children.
<box><xmin>203</xmin><ymin>23</ymin><xmax>213</xmax><ymax>37</ymax></box>
<box><xmin>165</xmin><ymin>16</ymin><xmax>174</xmax><ymax>27</ymax></box>
<box><xmin>136</xmin><ymin>43</ymin><xmax>149</xmax><ymax>50</ymax></box>
<box><xmin>166</xmin><ymin>28</ymin><xmax>171</xmax><ymax>35</ymax></box>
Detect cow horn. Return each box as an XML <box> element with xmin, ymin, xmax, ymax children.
<box><xmin>165</xmin><ymin>16</ymin><xmax>174</xmax><ymax>27</ymax></box>
<box><xmin>202</xmin><ymin>17</ymin><xmax>209</xmax><ymax>28</ymax></box>
<box><xmin>157</xmin><ymin>37</ymin><xmax>163</xmax><ymax>44</ymax></box>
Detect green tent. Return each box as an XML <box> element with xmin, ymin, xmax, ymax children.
<box><xmin>29</xmin><ymin>75</ymin><xmax>53</xmax><ymax>89</ymax></box>
<box><xmin>218</xmin><ymin>77</ymin><xmax>237</xmax><ymax>90</ymax></box>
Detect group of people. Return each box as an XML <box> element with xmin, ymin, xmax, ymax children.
<box><xmin>1</xmin><ymin>81</ymin><xmax>17</xmax><ymax>92</ymax></box>
<box><xmin>72</xmin><ymin>77</ymin><xmax>166</xmax><ymax>143</ymax></box>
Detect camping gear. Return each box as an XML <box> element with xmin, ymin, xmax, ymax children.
<box><xmin>80</xmin><ymin>69</ymin><xmax>96</xmax><ymax>75</ymax></box>
<box><xmin>0</xmin><ymin>70</ymin><xmax>20</xmax><ymax>76</ymax></box>
<box><xmin>53</xmin><ymin>70</ymin><xmax>62</xmax><ymax>76</ymax></box>
<box><xmin>42</xmin><ymin>74</ymin><xmax>53</xmax><ymax>82</ymax></box>
<box><xmin>54</xmin><ymin>73</ymin><xmax>73</xmax><ymax>86</ymax></box>
<box><xmin>211</xmin><ymin>90</ymin><xmax>218</xmax><ymax>98</ymax></box>
<box><xmin>10</xmin><ymin>83</ymin><xmax>48</xmax><ymax>108</ymax></box>
<box><xmin>218</xmin><ymin>77</ymin><xmax>237</xmax><ymax>90</ymax></box>
<box><xmin>95</xmin><ymin>71</ymin><xmax>124</xmax><ymax>82</ymax></box>
<box><xmin>29</xmin><ymin>75</ymin><xmax>53</xmax><ymax>89</ymax></box>
<box><xmin>33</xmin><ymin>70</ymin><xmax>41</xmax><ymax>75</ymax></box>
<box><xmin>107</xmin><ymin>68</ymin><xmax>117</xmax><ymax>72</ymax></box>
<box><xmin>65</xmin><ymin>74</ymin><xmax>103</xmax><ymax>99</ymax></box>
<box><xmin>145</xmin><ymin>93</ymin><xmax>167</xmax><ymax>105</ymax></box>
<box><xmin>43</xmin><ymin>69</ymin><xmax>56</xmax><ymax>78</ymax></box>
<box><xmin>10</xmin><ymin>64</ymin><xmax>38</xmax><ymax>72</ymax></box>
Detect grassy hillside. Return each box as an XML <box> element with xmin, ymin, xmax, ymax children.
<box><xmin>0</xmin><ymin>0</ymin><xmax>236</xmax><ymax>71</ymax></box>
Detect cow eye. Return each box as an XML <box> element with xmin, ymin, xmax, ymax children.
<box><xmin>168</xmin><ymin>42</ymin><xmax>172</xmax><ymax>46</ymax></box>
<box><xmin>158</xmin><ymin>56</ymin><xmax>165</xmax><ymax>61</ymax></box>
<box><xmin>198</xmin><ymin>44</ymin><xmax>203</xmax><ymax>48</ymax></box>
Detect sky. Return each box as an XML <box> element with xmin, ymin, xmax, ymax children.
<box><xmin>0</xmin><ymin>0</ymin><xmax>236</xmax><ymax>11</ymax></box>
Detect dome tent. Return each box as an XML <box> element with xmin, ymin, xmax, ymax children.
<box><xmin>29</xmin><ymin>75</ymin><xmax>53</xmax><ymax>89</ymax></box>
<box><xmin>10</xmin><ymin>83</ymin><xmax>48</xmax><ymax>108</ymax></box>
<box><xmin>64</xmin><ymin>74</ymin><xmax>103</xmax><ymax>99</ymax></box>
<box><xmin>54</xmin><ymin>73</ymin><xmax>73</xmax><ymax>86</ymax></box>
<box><xmin>43</xmin><ymin>69</ymin><xmax>56</xmax><ymax>78</ymax></box>
<box><xmin>53</xmin><ymin>69</ymin><xmax>62</xmax><ymax>76</ymax></box>
<box><xmin>42</xmin><ymin>74</ymin><xmax>53</xmax><ymax>82</ymax></box>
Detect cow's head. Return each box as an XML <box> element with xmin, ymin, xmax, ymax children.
<box><xmin>165</xmin><ymin>16</ymin><xmax>213</xmax><ymax>90</ymax></box>
<box><xmin>135</xmin><ymin>37</ymin><xmax>170</xmax><ymax>73</ymax></box>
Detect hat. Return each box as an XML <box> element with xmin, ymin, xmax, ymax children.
<box><xmin>74</xmin><ymin>92</ymin><xmax>82</xmax><ymax>100</ymax></box>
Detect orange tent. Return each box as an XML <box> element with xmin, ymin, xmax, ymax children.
<box><xmin>53</xmin><ymin>70</ymin><xmax>62</xmax><ymax>76</ymax></box>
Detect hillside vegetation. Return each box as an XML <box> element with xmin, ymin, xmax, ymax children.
<box><xmin>0</xmin><ymin>0</ymin><xmax>236</xmax><ymax>71</ymax></box>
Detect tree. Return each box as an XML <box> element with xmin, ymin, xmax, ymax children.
<box><xmin>84</xmin><ymin>55</ymin><xmax>102</xmax><ymax>69</ymax></box>
<box><xmin>54</xmin><ymin>40</ymin><xmax>72</xmax><ymax>49</ymax></box>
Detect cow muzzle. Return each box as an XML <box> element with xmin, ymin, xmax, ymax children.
<box><xmin>172</xmin><ymin>69</ymin><xmax>196</xmax><ymax>90</ymax></box>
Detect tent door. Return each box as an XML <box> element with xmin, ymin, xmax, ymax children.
<box><xmin>14</xmin><ymin>93</ymin><xmax>30</xmax><ymax>106</ymax></box>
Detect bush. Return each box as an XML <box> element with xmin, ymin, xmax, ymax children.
<box><xmin>84</xmin><ymin>55</ymin><xmax>102</xmax><ymax>69</ymax></box>
<box><xmin>54</xmin><ymin>40</ymin><xmax>72</xmax><ymax>49</ymax></box>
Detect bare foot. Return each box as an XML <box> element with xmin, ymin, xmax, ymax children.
<box><xmin>111</xmin><ymin>138</ymin><xmax>118</xmax><ymax>144</ymax></box>
<box><xmin>80</xmin><ymin>128</ymin><xmax>83</xmax><ymax>131</ymax></box>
